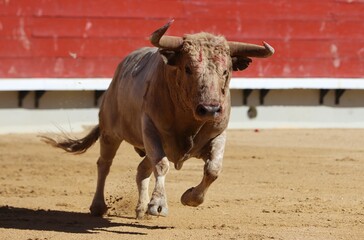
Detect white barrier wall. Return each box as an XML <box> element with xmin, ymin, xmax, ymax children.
<box><xmin>0</xmin><ymin>78</ymin><xmax>364</xmax><ymax>133</ymax></box>
<box><xmin>229</xmin><ymin>89</ymin><xmax>364</xmax><ymax>129</ymax></box>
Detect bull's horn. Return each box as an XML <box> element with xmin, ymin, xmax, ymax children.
<box><xmin>150</xmin><ymin>19</ymin><xmax>183</xmax><ymax>50</ymax></box>
<box><xmin>228</xmin><ymin>41</ymin><xmax>275</xmax><ymax>58</ymax></box>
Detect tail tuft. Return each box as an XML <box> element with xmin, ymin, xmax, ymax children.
<box><xmin>40</xmin><ymin>126</ymin><xmax>100</xmax><ymax>154</ymax></box>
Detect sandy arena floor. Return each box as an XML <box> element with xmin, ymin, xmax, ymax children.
<box><xmin>0</xmin><ymin>129</ymin><xmax>363</xmax><ymax>240</ymax></box>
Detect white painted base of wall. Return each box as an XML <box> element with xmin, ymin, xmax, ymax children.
<box><xmin>228</xmin><ymin>106</ymin><xmax>364</xmax><ymax>129</ymax></box>
<box><xmin>0</xmin><ymin>109</ymin><xmax>99</xmax><ymax>134</ymax></box>
<box><xmin>1</xmin><ymin>105</ymin><xmax>364</xmax><ymax>134</ymax></box>
<box><xmin>1</xmin><ymin>84</ymin><xmax>364</xmax><ymax>134</ymax></box>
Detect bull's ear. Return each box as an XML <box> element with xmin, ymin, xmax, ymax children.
<box><xmin>232</xmin><ymin>57</ymin><xmax>252</xmax><ymax>71</ymax></box>
<box><xmin>159</xmin><ymin>50</ymin><xmax>179</xmax><ymax>66</ymax></box>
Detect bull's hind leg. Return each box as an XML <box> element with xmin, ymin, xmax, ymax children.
<box><xmin>90</xmin><ymin>134</ymin><xmax>121</xmax><ymax>216</ymax></box>
<box><xmin>181</xmin><ymin>131</ymin><xmax>226</xmax><ymax>207</ymax></box>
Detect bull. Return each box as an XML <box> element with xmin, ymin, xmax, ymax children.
<box><xmin>42</xmin><ymin>20</ymin><xmax>274</xmax><ymax>219</ymax></box>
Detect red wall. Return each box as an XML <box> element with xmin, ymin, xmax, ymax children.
<box><xmin>0</xmin><ymin>0</ymin><xmax>363</xmax><ymax>78</ymax></box>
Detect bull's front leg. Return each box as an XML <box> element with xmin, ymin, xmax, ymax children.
<box><xmin>135</xmin><ymin>156</ymin><xmax>153</xmax><ymax>219</ymax></box>
<box><xmin>181</xmin><ymin>131</ymin><xmax>226</xmax><ymax>207</ymax></box>
<box><xmin>148</xmin><ymin>156</ymin><xmax>169</xmax><ymax>216</ymax></box>
<box><xmin>139</xmin><ymin>115</ymin><xmax>169</xmax><ymax>217</ymax></box>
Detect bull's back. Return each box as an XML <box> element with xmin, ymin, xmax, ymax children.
<box><xmin>99</xmin><ymin>47</ymin><xmax>161</xmax><ymax>147</ymax></box>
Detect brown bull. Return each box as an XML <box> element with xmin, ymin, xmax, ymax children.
<box><xmin>42</xmin><ymin>20</ymin><xmax>274</xmax><ymax>219</ymax></box>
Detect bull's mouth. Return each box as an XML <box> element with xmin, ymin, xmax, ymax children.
<box><xmin>195</xmin><ymin>103</ymin><xmax>222</xmax><ymax>120</ymax></box>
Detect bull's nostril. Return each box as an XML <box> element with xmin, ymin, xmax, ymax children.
<box><xmin>196</xmin><ymin>105</ymin><xmax>208</xmax><ymax>116</ymax></box>
<box><xmin>196</xmin><ymin>104</ymin><xmax>221</xmax><ymax>117</ymax></box>
<box><xmin>157</xmin><ymin>206</ymin><xmax>162</xmax><ymax>213</ymax></box>
<box><xmin>207</xmin><ymin>105</ymin><xmax>221</xmax><ymax>113</ymax></box>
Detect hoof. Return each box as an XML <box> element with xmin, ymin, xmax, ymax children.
<box><xmin>181</xmin><ymin>187</ymin><xmax>204</xmax><ymax>207</ymax></box>
<box><xmin>147</xmin><ymin>198</ymin><xmax>168</xmax><ymax>217</ymax></box>
<box><xmin>135</xmin><ymin>205</ymin><xmax>148</xmax><ymax>219</ymax></box>
<box><xmin>135</xmin><ymin>211</ymin><xmax>146</xmax><ymax>219</ymax></box>
<box><xmin>147</xmin><ymin>204</ymin><xmax>168</xmax><ymax>217</ymax></box>
<box><xmin>89</xmin><ymin>203</ymin><xmax>108</xmax><ymax>217</ymax></box>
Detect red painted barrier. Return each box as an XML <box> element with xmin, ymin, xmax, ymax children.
<box><xmin>0</xmin><ymin>0</ymin><xmax>363</xmax><ymax>78</ymax></box>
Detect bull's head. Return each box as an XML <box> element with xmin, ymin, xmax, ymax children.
<box><xmin>150</xmin><ymin>20</ymin><xmax>274</xmax><ymax>121</ymax></box>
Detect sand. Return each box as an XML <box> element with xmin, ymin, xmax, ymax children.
<box><xmin>1</xmin><ymin>129</ymin><xmax>363</xmax><ymax>240</ymax></box>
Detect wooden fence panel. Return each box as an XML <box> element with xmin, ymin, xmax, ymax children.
<box><xmin>0</xmin><ymin>0</ymin><xmax>363</xmax><ymax>78</ymax></box>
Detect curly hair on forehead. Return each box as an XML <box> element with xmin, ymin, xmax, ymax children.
<box><xmin>182</xmin><ymin>33</ymin><xmax>229</xmax><ymax>49</ymax></box>
<box><xmin>181</xmin><ymin>32</ymin><xmax>230</xmax><ymax>65</ymax></box>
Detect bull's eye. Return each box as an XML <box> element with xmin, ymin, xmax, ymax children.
<box><xmin>185</xmin><ymin>66</ymin><xmax>192</xmax><ymax>75</ymax></box>
<box><xmin>223</xmin><ymin>70</ymin><xmax>229</xmax><ymax>81</ymax></box>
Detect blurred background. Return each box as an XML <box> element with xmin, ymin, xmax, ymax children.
<box><xmin>1</xmin><ymin>0</ymin><xmax>363</xmax><ymax>78</ymax></box>
<box><xmin>0</xmin><ymin>0</ymin><xmax>363</xmax><ymax>132</ymax></box>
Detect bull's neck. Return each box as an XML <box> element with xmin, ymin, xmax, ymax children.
<box><xmin>162</xmin><ymin>64</ymin><xmax>191</xmax><ymax>113</ymax></box>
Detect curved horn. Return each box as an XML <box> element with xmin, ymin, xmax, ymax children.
<box><xmin>150</xmin><ymin>19</ymin><xmax>183</xmax><ymax>50</ymax></box>
<box><xmin>229</xmin><ymin>41</ymin><xmax>275</xmax><ymax>58</ymax></box>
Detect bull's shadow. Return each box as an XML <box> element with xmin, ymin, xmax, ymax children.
<box><xmin>0</xmin><ymin>205</ymin><xmax>172</xmax><ymax>235</ymax></box>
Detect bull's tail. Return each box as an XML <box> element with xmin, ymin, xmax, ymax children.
<box><xmin>41</xmin><ymin>125</ymin><xmax>100</xmax><ymax>154</ymax></box>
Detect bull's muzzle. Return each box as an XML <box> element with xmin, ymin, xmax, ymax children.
<box><xmin>196</xmin><ymin>104</ymin><xmax>222</xmax><ymax>119</ymax></box>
